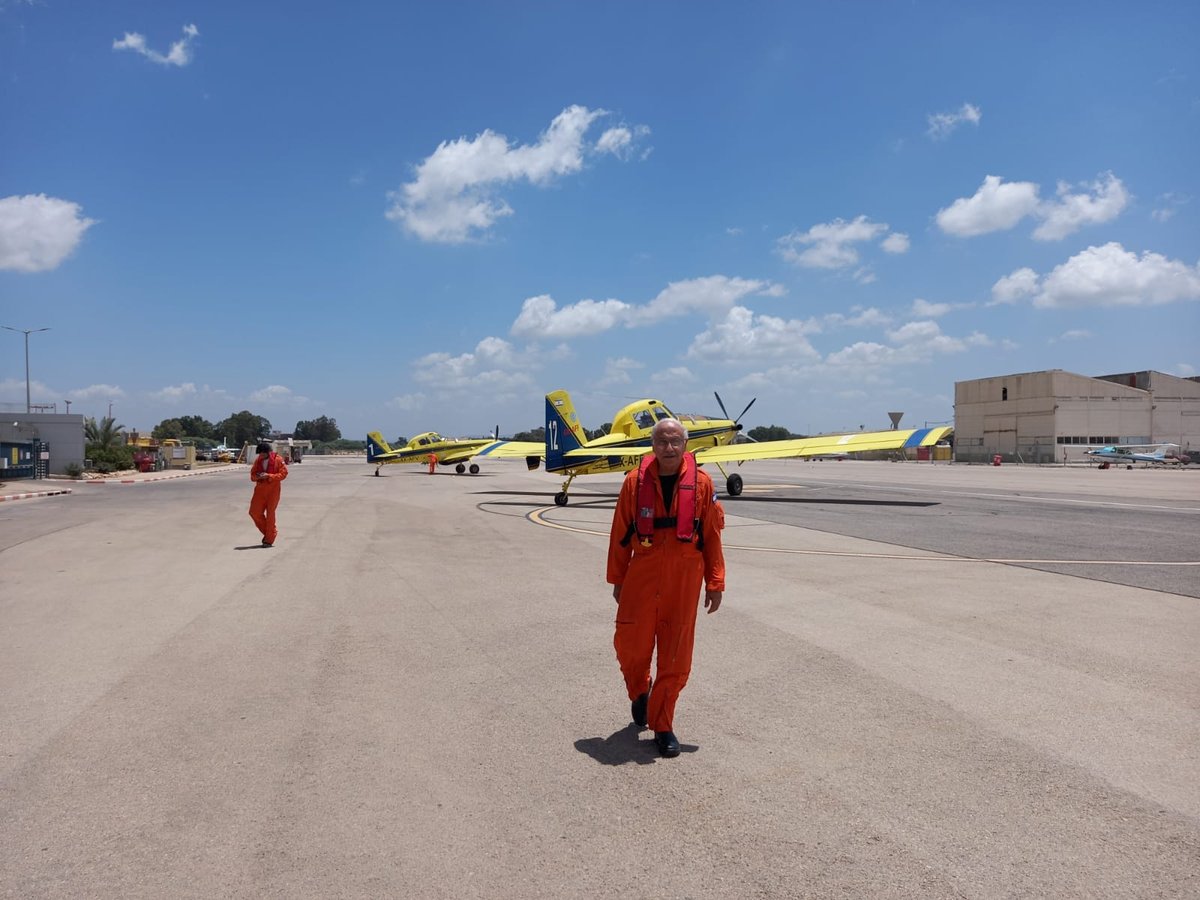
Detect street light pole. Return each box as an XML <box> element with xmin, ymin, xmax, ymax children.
<box><xmin>2</xmin><ymin>325</ymin><xmax>51</xmax><ymax>414</ymax></box>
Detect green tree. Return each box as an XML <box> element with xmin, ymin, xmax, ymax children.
<box><xmin>152</xmin><ymin>418</ymin><xmax>184</xmax><ymax>441</ymax></box>
<box><xmin>84</xmin><ymin>415</ymin><xmax>125</xmax><ymax>448</ymax></box>
<box><xmin>179</xmin><ymin>415</ymin><xmax>215</xmax><ymax>440</ymax></box>
<box><xmin>294</xmin><ymin>415</ymin><xmax>341</xmax><ymax>442</ymax></box>
<box><xmin>511</xmin><ymin>426</ymin><xmax>545</xmax><ymax>442</ymax></box>
<box><xmin>748</xmin><ymin>424</ymin><xmax>795</xmax><ymax>442</ymax></box>
<box><xmin>84</xmin><ymin>415</ymin><xmax>132</xmax><ymax>472</ymax></box>
<box><xmin>215</xmin><ymin>411</ymin><xmax>272</xmax><ymax>447</ymax></box>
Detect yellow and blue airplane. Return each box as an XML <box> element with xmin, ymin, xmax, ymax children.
<box><xmin>367</xmin><ymin>431</ymin><xmax>543</xmax><ymax>475</ymax></box>
<box><xmin>540</xmin><ymin>389</ymin><xmax>954</xmax><ymax>505</ymax></box>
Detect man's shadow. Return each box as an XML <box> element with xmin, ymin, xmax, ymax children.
<box><xmin>575</xmin><ymin>724</ymin><xmax>698</xmax><ymax>765</ymax></box>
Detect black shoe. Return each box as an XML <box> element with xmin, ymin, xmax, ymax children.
<box><xmin>261</xmin><ymin>538</ymin><xmax>273</xmax><ymax>547</ymax></box>
<box><xmin>631</xmin><ymin>691</ymin><xmax>649</xmax><ymax>728</ymax></box>
<box><xmin>654</xmin><ymin>731</ymin><xmax>680</xmax><ymax>758</ymax></box>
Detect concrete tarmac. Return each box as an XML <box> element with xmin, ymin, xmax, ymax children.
<box><xmin>1</xmin><ymin>457</ymin><xmax>1197</xmax><ymax>898</ymax></box>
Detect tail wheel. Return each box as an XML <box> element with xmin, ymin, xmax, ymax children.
<box><xmin>726</xmin><ymin>473</ymin><xmax>743</xmax><ymax>496</ymax></box>
<box><xmin>554</xmin><ymin>491</ymin><xmax>569</xmax><ymax>506</ymax></box>
<box><xmin>469</xmin><ymin>463</ymin><xmax>479</xmax><ymax>474</ymax></box>
<box><xmin>455</xmin><ymin>463</ymin><xmax>466</xmax><ymax>474</ymax></box>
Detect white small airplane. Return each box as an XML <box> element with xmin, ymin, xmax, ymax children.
<box><xmin>1085</xmin><ymin>443</ymin><xmax>1191</xmax><ymax>468</ymax></box>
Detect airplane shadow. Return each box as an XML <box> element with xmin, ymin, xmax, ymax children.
<box><xmin>575</xmin><ymin>724</ymin><xmax>698</xmax><ymax>765</ymax></box>
<box><xmin>726</xmin><ymin>496</ymin><xmax>939</xmax><ymax>508</ymax></box>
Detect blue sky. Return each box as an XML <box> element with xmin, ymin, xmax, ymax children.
<box><xmin>2</xmin><ymin>1</ymin><xmax>1198</xmax><ymax>440</ymax></box>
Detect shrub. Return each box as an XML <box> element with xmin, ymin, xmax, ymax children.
<box><xmin>65</xmin><ymin>462</ymin><xmax>82</xmax><ymax>478</ymax></box>
<box><xmin>86</xmin><ymin>444</ymin><xmax>134</xmax><ymax>472</ymax></box>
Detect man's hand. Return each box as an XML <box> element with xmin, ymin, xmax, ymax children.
<box><xmin>704</xmin><ymin>590</ymin><xmax>723</xmax><ymax>614</ymax></box>
<box><xmin>612</xmin><ymin>584</ymin><xmax>622</xmax><ymax>604</ymax></box>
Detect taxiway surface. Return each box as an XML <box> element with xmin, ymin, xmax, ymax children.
<box><xmin>2</xmin><ymin>457</ymin><xmax>1197</xmax><ymax>898</ymax></box>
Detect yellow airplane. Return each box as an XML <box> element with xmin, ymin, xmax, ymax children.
<box><xmin>366</xmin><ymin>431</ymin><xmax>542</xmax><ymax>476</ymax></box>
<box><xmin>539</xmin><ymin>389</ymin><xmax>953</xmax><ymax>505</ymax></box>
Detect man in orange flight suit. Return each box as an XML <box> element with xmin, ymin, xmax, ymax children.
<box><xmin>607</xmin><ymin>417</ymin><xmax>725</xmax><ymax>758</ymax></box>
<box><xmin>249</xmin><ymin>441</ymin><xmax>288</xmax><ymax>547</ymax></box>
<box><xmin>427</xmin><ymin>452</ymin><xmax>438</xmax><ymax>475</ymax></box>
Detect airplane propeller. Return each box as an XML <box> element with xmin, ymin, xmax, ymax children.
<box><xmin>714</xmin><ymin>391</ymin><xmax>758</xmax><ymax>440</ymax></box>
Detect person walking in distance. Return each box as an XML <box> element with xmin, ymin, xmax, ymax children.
<box><xmin>607</xmin><ymin>417</ymin><xmax>725</xmax><ymax>758</ymax></box>
<box><xmin>427</xmin><ymin>452</ymin><xmax>438</xmax><ymax>475</ymax></box>
<box><xmin>249</xmin><ymin>441</ymin><xmax>288</xmax><ymax>547</ymax></box>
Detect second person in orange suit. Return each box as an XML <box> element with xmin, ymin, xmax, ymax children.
<box><xmin>249</xmin><ymin>441</ymin><xmax>288</xmax><ymax>547</ymax></box>
<box><xmin>607</xmin><ymin>417</ymin><xmax>725</xmax><ymax>758</ymax></box>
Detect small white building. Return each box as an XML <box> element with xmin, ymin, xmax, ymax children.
<box><xmin>954</xmin><ymin>370</ymin><xmax>1200</xmax><ymax>463</ymax></box>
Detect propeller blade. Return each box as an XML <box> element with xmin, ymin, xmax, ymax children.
<box><xmin>713</xmin><ymin>391</ymin><xmax>731</xmax><ymax>421</ymax></box>
<box><xmin>734</xmin><ymin>398</ymin><xmax>756</xmax><ymax>424</ymax></box>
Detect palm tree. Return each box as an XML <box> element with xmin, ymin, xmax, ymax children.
<box><xmin>84</xmin><ymin>415</ymin><xmax>125</xmax><ymax>449</ymax></box>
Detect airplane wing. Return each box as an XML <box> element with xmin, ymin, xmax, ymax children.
<box><xmin>473</xmin><ymin>440</ymin><xmax>545</xmax><ymax>460</ymax></box>
<box><xmin>693</xmin><ymin>426</ymin><xmax>953</xmax><ymax>463</ymax></box>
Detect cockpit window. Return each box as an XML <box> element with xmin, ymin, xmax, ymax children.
<box><xmin>653</xmin><ymin>407</ymin><xmax>670</xmax><ymax>421</ymax></box>
<box><xmin>418</xmin><ymin>437</ymin><xmax>429</xmax><ymax>446</ymax></box>
<box><xmin>634</xmin><ymin>410</ymin><xmax>655</xmax><ymax>430</ymax></box>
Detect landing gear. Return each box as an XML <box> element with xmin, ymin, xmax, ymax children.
<box><xmin>726</xmin><ymin>473</ymin><xmax>743</xmax><ymax>496</ymax></box>
<box><xmin>554</xmin><ymin>473</ymin><xmax>577</xmax><ymax>506</ymax></box>
<box><xmin>455</xmin><ymin>463</ymin><xmax>466</xmax><ymax>474</ymax></box>
<box><xmin>374</xmin><ymin>465</ymin><xmax>382</xmax><ymax>477</ymax></box>
<box><xmin>469</xmin><ymin>463</ymin><xmax>479</xmax><ymax>474</ymax></box>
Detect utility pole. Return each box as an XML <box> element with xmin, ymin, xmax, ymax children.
<box><xmin>2</xmin><ymin>325</ymin><xmax>51</xmax><ymax>414</ymax></box>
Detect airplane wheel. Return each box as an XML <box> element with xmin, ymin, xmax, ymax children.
<box><xmin>455</xmin><ymin>463</ymin><xmax>466</xmax><ymax>474</ymax></box>
<box><xmin>726</xmin><ymin>473</ymin><xmax>743</xmax><ymax>496</ymax></box>
<box><xmin>469</xmin><ymin>463</ymin><xmax>479</xmax><ymax>474</ymax></box>
<box><xmin>554</xmin><ymin>491</ymin><xmax>569</xmax><ymax>506</ymax></box>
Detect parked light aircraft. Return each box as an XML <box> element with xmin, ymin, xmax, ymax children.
<box><xmin>366</xmin><ymin>431</ymin><xmax>543</xmax><ymax>475</ymax></box>
<box><xmin>538</xmin><ymin>390</ymin><xmax>954</xmax><ymax>505</ymax></box>
<box><xmin>1085</xmin><ymin>443</ymin><xmax>1191</xmax><ymax>467</ymax></box>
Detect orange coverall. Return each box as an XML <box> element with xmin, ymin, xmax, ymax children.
<box><xmin>248</xmin><ymin>451</ymin><xmax>288</xmax><ymax>544</ymax></box>
<box><xmin>607</xmin><ymin>456</ymin><xmax>725</xmax><ymax>733</ymax></box>
<box><xmin>427</xmin><ymin>452</ymin><xmax>438</xmax><ymax>474</ymax></box>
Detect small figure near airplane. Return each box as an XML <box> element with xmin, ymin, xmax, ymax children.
<box><xmin>1085</xmin><ymin>443</ymin><xmax>1192</xmax><ymax>469</ymax></box>
<box><xmin>539</xmin><ymin>390</ymin><xmax>953</xmax><ymax>505</ymax></box>
<box><xmin>366</xmin><ymin>430</ymin><xmax>541</xmax><ymax>476</ymax></box>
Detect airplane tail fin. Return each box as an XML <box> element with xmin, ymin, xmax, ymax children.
<box><xmin>366</xmin><ymin>432</ymin><xmax>394</xmax><ymax>462</ymax></box>
<box><xmin>545</xmin><ymin>390</ymin><xmax>588</xmax><ymax>470</ymax></box>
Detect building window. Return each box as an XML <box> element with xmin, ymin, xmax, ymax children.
<box><xmin>1002</xmin><ymin>387</ymin><xmax>1008</xmax><ymax>401</ymax></box>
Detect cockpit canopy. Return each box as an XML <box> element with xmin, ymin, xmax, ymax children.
<box><xmin>410</xmin><ymin>432</ymin><xmax>445</xmax><ymax>447</ymax></box>
<box><xmin>611</xmin><ymin>400</ymin><xmax>675</xmax><ymax>437</ymax></box>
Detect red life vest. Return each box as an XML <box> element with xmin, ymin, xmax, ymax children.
<box><xmin>255</xmin><ymin>452</ymin><xmax>280</xmax><ymax>477</ymax></box>
<box><xmin>633</xmin><ymin>452</ymin><xmax>698</xmax><ymax>547</ymax></box>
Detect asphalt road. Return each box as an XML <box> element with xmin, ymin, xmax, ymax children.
<box><xmin>2</xmin><ymin>457</ymin><xmax>1197</xmax><ymax>898</ymax></box>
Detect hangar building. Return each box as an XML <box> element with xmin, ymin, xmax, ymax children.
<box><xmin>953</xmin><ymin>370</ymin><xmax>1200</xmax><ymax>464</ymax></box>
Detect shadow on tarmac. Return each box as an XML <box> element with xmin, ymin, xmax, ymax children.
<box><xmin>575</xmin><ymin>724</ymin><xmax>697</xmax><ymax>765</ymax></box>
<box><xmin>234</xmin><ymin>544</ymin><xmax>272</xmax><ymax>551</ymax></box>
<box><xmin>726</xmin><ymin>496</ymin><xmax>938</xmax><ymax>507</ymax></box>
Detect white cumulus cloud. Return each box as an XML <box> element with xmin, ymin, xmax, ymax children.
<box><xmin>0</xmin><ymin>194</ymin><xmax>96</xmax><ymax>272</ymax></box>
<box><xmin>881</xmin><ymin>232</ymin><xmax>910</xmax><ymax>254</ymax></box>
<box><xmin>414</xmin><ymin>337</ymin><xmax>535</xmax><ymax>394</ymax></box>
<box><xmin>249</xmin><ymin>385</ymin><xmax>313</xmax><ymax>407</ymax></box>
<box><xmin>69</xmin><ymin>384</ymin><xmax>126</xmax><ymax>401</ymax></box>
<box><xmin>1033</xmin><ymin>172</ymin><xmax>1130</xmax><ymax>241</ymax></box>
<box><xmin>936</xmin><ymin>175</ymin><xmax>1041</xmax><ymax>237</ymax></box>
<box><xmin>927</xmin><ymin>103</ymin><xmax>981</xmax><ymax>140</ymax></box>
<box><xmin>990</xmin><ymin>267</ymin><xmax>1039</xmax><ymax>304</ymax></box>
<box><xmin>686</xmin><ymin>306</ymin><xmax>821</xmax><ymax>363</ymax></box>
<box><xmin>386</xmin><ymin>106</ymin><xmax>647</xmax><ymax>243</ymax></box>
<box><xmin>113</xmin><ymin>23</ymin><xmax>199</xmax><ymax>66</ymax></box>
<box><xmin>510</xmin><ymin>295</ymin><xmax>630</xmax><ymax>340</ymax></box>
<box><xmin>777</xmin><ymin>216</ymin><xmax>891</xmax><ymax>269</ymax></box>
<box><xmin>1033</xmin><ymin>242</ymin><xmax>1200</xmax><ymax>308</ymax></box>
<box><xmin>509</xmin><ymin>276</ymin><xmax>782</xmax><ymax>341</ymax></box>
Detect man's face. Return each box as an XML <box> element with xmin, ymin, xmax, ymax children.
<box><xmin>651</xmin><ymin>422</ymin><xmax>686</xmax><ymax>474</ymax></box>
